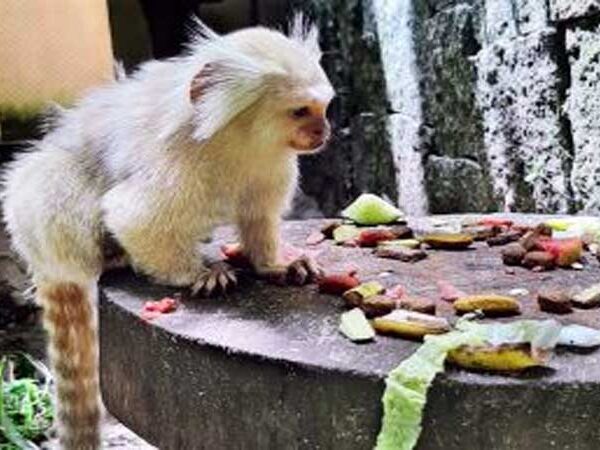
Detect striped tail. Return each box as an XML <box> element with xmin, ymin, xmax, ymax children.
<box><xmin>38</xmin><ymin>281</ymin><xmax>101</xmax><ymax>450</ymax></box>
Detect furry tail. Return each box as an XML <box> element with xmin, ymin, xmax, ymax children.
<box><xmin>38</xmin><ymin>281</ymin><xmax>101</xmax><ymax>450</ymax></box>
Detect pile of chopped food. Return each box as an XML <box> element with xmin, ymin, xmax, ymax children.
<box><xmin>307</xmin><ymin>194</ymin><xmax>600</xmax><ymax>450</ymax></box>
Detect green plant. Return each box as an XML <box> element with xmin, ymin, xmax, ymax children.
<box><xmin>0</xmin><ymin>354</ymin><xmax>54</xmax><ymax>450</ymax></box>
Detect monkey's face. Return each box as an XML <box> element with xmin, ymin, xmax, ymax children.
<box><xmin>280</xmin><ymin>85</ymin><xmax>333</xmax><ymax>154</ymax></box>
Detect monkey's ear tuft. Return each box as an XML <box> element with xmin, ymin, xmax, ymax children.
<box><xmin>190</xmin><ymin>63</ymin><xmax>219</xmax><ymax>103</ymax></box>
<box><xmin>289</xmin><ymin>12</ymin><xmax>321</xmax><ymax>58</ymax></box>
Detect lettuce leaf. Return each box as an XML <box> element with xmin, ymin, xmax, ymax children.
<box><xmin>375</xmin><ymin>320</ymin><xmax>562</xmax><ymax>450</ymax></box>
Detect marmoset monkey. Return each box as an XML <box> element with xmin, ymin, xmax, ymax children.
<box><xmin>2</xmin><ymin>16</ymin><xmax>333</xmax><ymax>450</ymax></box>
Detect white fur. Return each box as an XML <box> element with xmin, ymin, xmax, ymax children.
<box><xmin>2</xmin><ymin>17</ymin><xmax>334</xmax><ymax>287</ymax></box>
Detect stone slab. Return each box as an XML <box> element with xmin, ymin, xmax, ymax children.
<box><xmin>100</xmin><ymin>217</ymin><xmax>600</xmax><ymax>450</ymax></box>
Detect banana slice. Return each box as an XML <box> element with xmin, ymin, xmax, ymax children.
<box><xmin>454</xmin><ymin>294</ymin><xmax>521</xmax><ymax>317</ymax></box>
<box><xmin>447</xmin><ymin>343</ymin><xmax>548</xmax><ymax>371</ymax></box>
<box><xmin>372</xmin><ymin>310</ymin><xmax>450</xmax><ymax>340</ymax></box>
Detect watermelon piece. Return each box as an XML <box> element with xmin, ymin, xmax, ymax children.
<box><xmin>478</xmin><ymin>217</ymin><xmax>513</xmax><ymax>228</ymax></box>
<box><xmin>221</xmin><ymin>243</ymin><xmax>252</xmax><ymax>269</ymax></box>
<box><xmin>318</xmin><ymin>271</ymin><xmax>360</xmax><ymax>295</ymax></box>
<box><xmin>537</xmin><ymin>238</ymin><xmax>583</xmax><ymax>267</ymax></box>
<box><xmin>356</xmin><ymin>228</ymin><xmax>397</xmax><ymax>247</ymax></box>
<box><xmin>342</xmin><ymin>194</ymin><xmax>404</xmax><ymax>225</ymax></box>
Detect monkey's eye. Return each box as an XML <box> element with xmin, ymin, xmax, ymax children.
<box><xmin>291</xmin><ymin>106</ymin><xmax>311</xmax><ymax>119</ymax></box>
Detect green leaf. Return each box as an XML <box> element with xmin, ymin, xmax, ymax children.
<box><xmin>376</xmin><ymin>320</ymin><xmax>562</xmax><ymax>450</ymax></box>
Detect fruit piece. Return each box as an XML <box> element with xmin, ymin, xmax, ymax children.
<box><xmin>378</xmin><ymin>238</ymin><xmax>421</xmax><ymax>249</ymax></box>
<box><xmin>341</xmin><ymin>193</ymin><xmax>404</xmax><ymax>225</ymax></box>
<box><xmin>571</xmin><ymin>283</ymin><xmax>600</xmax><ymax>308</ymax></box>
<box><xmin>558</xmin><ymin>325</ymin><xmax>600</xmax><ymax>348</ymax></box>
<box><xmin>388</xmin><ymin>225</ymin><xmax>414</xmax><ymax>239</ymax></box>
<box><xmin>501</xmin><ymin>243</ymin><xmax>527</xmax><ymax>266</ymax></box>
<box><xmin>356</xmin><ymin>228</ymin><xmax>397</xmax><ymax>247</ymax></box>
<box><xmin>447</xmin><ymin>343</ymin><xmax>547</xmax><ymax>372</ymax></box>
<box><xmin>374</xmin><ymin>246</ymin><xmax>427</xmax><ymax>262</ymax></box>
<box><xmin>537</xmin><ymin>289</ymin><xmax>573</xmax><ymax>314</ymax></box>
<box><xmin>144</xmin><ymin>297</ymin><xmax>178</xmax><ymax>314</ymax></box>
<box><xmin>318</xmin><ymin>271</ymin><xmax>360</xmax><ymax>295</ymax></box>
<box><xmin>422</xmin><ymin>233</ymin><xmax>473</xmax><ymax>250</ymax></box>
<box><xmin>454</xmin><ymin>294</ymin><xmax>521</xmax><ymax>317</ymax></box>
<box><xmin>372</xmin><ymin>310</ymin><xmax>450</xmax><ymax>340</ymax></box>
<box><xmin>339</xmin><ymin>308</ymin><xmax>376</xmax><ymax>342</ymax></box>
<box><xmin>463</xmin><ymin>225</ymin><xmax>501</xmax><ymax>241</ymax></box>
<box><xmin>306</xmin><ymin>231</ymin><xmax>326</xmax><ymax>246</ymax></box>
<box><xmin>321</xmin><ymin>221</ymin><xmax>342</xmax><ymax>239</ymax></box>
<box><xmin>437</xmin><ymin>280</ymin><xmax>466</xmax><ymax>303</ymax></box>
<box><xmin>537</xmin><ymin>238</ymin><xmax>583</xmax><ymax>267</ymax></box>
<box><xmin>141</xmin><ymin>310</ymin><xmax>162</xmax><ymax>321</ymax></box>
<box><xmin>486</xmin><ymin>231</ymin><xmax>522</xmax><ymax>247</ymax></box>
<box><xmin>398</xmin><ymin>296</ymin><xmax>436</xmax><ymax>315</ymax></box>
<box><xmin>361</xmin><ymin>295</ymin><xmax>397</xmax><ymax>318</ymax></box>
<box><xmin>522</xmin><ymin>251</ymin><xmax>556</xmax><ymax>270</ymax></box>
<box><xmin>386</xmin><ymin>284</ymin><xmax>406</xmax><ymax>299</ymax></box>
<box><xmin>545</xmin><ymin>218</ymin><xmax>571</xmax><ymax>231</ymax></box>
<box><xmin>478</xmin><ymin>217</ymin><xmax>513</xmax><ymax>227</ymax></box>
<box><xmin>333</xmin><ymin>224</ymin><xmax>360</xmax><ymax>245</ymax></box>
<box><xmin>221</xmin><ymin>243</ymin><xmax>252</xmax><ymax>269</ymax></box>
<box><xmin>342</xmin><ymin>281</ymin><xmax>385</xmax><ymax>307</ymax></box>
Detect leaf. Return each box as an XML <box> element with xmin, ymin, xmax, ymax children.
<box><xmin>376</xmin><ymin>320</ymin><xmax>562</xmax><ymax>450</ymax></box>
<box><xmin>558</xmin><ymin>325</ymin><xmax>600</xmax><ymax>348</ymax></box>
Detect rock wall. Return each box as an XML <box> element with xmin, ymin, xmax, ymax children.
<box><xmin>290</xmin><ymin>0</ymin><xmax>600</xmax><ymax>216</ymax></box>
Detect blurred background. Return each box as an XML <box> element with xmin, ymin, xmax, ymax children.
<box><xmin>2</xmin><ymin>0</ymin><xmax>600</xmax><ymax>220</ymax></box>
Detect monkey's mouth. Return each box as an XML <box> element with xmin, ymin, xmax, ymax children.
<box><xmin>290</xmin><ymin>138</ymin><xmax>328</xmax><ymax>153</ymax></box>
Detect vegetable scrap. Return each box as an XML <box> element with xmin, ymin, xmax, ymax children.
<box><xmin>558</xmin><ymin>324</ymin><xmax>600</xmax><ymax>348</ymax></box>
<box><xmin>421</xmin><ymin>233</ymin><xmax>473</xmax><ymax>250</ymax></box>
<box><xmin>362</xmin><ymin>295</ymin><xmax>397</xmax><ymax>318</ymax></box>
<box><xmin>397</xmin><ymin>296</ymin><xmax>436</xmax><ymax>315</ymax></box>
<box><xmin>318</xmin><ymin>271</ymin><xmax>360</xmax><ymax>295</ymax></box>
<box><xmin>437</xmin><ymin>280</ymin><xmax>466</xmax><ymax>303</ymax></box>
<box><xmin>374</xmin><ymin>246</ymin><xmax>427</xmax><ymax>262</ymax></box>
<box><xmin>339</xmin><ymin>308</ymin><xmax>375</xmax><ymax>342</ymax></box>
<box><xmin>372</xmin><ymin>310</ymin><xmax>450</xmax><ymax>340</ymax></box>
<box><xmin>376</xmin><ymin>320</ymin><xmax>562</xmax><ymax>450</ymax></box>
<box><xmin>571</xmin><ymin>283</ymin><xmax>600</xmax><ymax>308</ymax></box>
<box><xmin>341</xmin><ymin>193</ymin><xmax>404</xmax><ymax>225</ymax></box>
<box><xmin>343</xmin><ymin>281</ymin><xmax>385</xmax><ymax>307</ymax></box>
<box><xmin>453</xmin><ymin>294</ymin><xmax>521</xmax><ymax>317</ymax></box>
<box><xmin>141</xmin><ymin>297</ymin><xmax>179</xmax><ymax>321</ymax></box>
<box><xmin>537</xmin><ymin>289</ymin><xmax>573</xmax><ymax>314</ymax></box>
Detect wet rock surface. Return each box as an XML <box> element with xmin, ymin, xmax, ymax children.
<box><xmin>550</xmin><ymin>0</ymin><xmax>600</xmax><ymax>21</ymax></box>
<box><xmin>566</xmin><ymin>23</ymin><xmax>600</xmax><ymax>212</ymax></box>
<box><xmin>284</xmin><ymin>0</ymin><xmax>600</xmax><ymax>217</ymax></box>
<box><xmin>101</xmin><ymin>216</ymin><xmax>600</xmax><ymax>450</ymax></box>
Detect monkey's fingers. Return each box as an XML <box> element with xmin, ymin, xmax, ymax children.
<box><xmin>191</xmin><ymin>263</ymin><xmax>238</xmax><ymax>297</ymax></box>
<box><xmin>286</xmin><ymin>256</ymin><xmax>321</xmax><ymax>286</ymax></box>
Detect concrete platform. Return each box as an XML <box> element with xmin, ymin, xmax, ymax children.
<box><xmin>100</xmin><ymin>216</ymin><xmax>600</xmax><ymax>450</ymax></box>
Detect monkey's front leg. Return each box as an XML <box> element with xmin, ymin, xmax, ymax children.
<box><xmin>237</xmin><ymin>214</ymin><xmax>320</xmax><ymax>285</ymax></box>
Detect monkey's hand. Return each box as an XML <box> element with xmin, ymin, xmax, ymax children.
<box><xmin>191</xmin><ymin>262</ymin><xmax>238</xmax><ymax>297</ymax></box>
<box><xmin>256</xmin><ymin>256</ymin><xmax>322</xmax><ymax>286</ymax></box>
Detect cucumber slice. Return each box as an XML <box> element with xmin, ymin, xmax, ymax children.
<box><xmin>339</xmin><ymin>308</ymin><xmax>375</xmax><ymax>342</ymax></box>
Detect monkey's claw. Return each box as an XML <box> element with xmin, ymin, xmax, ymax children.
<box><xmin>286</xmin><ymin>256</ymin><xmax>322</xmax><ymax>285</ymax></box>
<box><xmin>191</xmin><ymin>262</ymin><xmax>238</xmax><ymax>297</ymax></box>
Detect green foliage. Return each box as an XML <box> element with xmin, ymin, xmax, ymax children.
<box><xmin>0</xmin><ymin>354</ymin><xmax>54</xmax><ymax>450</ymax></box>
